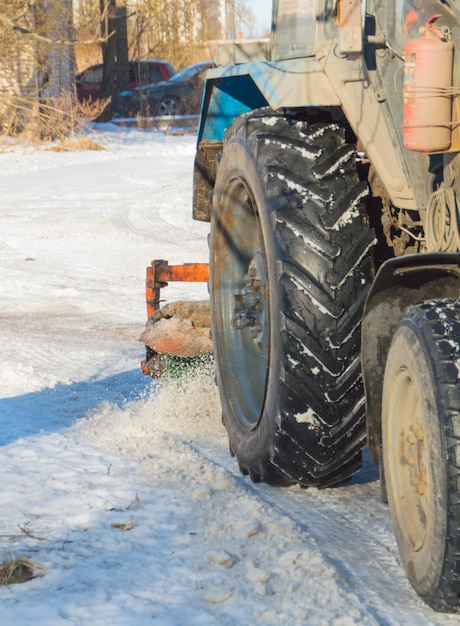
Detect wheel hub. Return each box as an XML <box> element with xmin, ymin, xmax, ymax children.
<box><xmin>406</xmin><ymin>423</ymin><xmax>427</xmax><ymax>497</ymax></box>
<box><xmin>391</xmin><ymin>374</ymin><xmax>429</xmax><ymax>552</ymax></box>
<box><xmin>232</xmin><ymin>255</ymin><xmax>265</xmax><ymax>340</ymax></box>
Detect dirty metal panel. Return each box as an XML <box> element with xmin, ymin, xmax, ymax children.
<box><xmin>251</xmin><ymin>57</ymin><xmax>340</xmax><ymax>108</ymax></box>
<box><xmin>199</xmin><ymin>59</ymin><xmax>339</xmax><ymax>142</ymax></box>
<box><xmin>217</xmin><ymin>40</ymin><xmax>271</xmax><ymax>66</ymax></box>
<box><xmin>272</xmin><ymin>0</ymin><xmax>317</xmax><ymax>60</ymax></box>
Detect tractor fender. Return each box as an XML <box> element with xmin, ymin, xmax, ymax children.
<box><xmin>362</xmin><ymin>253</ymin><xmax>460</xmax><ymax>464</ymax></box>
<box><xmin>193</xmin><ymin>60</ymin><xmax>340</xmax><ymax>222</ymax></box>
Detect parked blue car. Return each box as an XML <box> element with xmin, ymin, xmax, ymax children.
<box><xmin>115</xmin><ymin>61</ymin><xmax>214</xmax><ymax>118</ymax></box>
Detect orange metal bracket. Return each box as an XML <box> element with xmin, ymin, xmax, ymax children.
<box><xmin>145</xmin><ymin>259</ymin><xmax>210</xmax><ymax>319</ymax></box>
<box><xmin>142</xmin><ymin>259</ymin><xmax>210</xmax><ymax>375</ymax></box>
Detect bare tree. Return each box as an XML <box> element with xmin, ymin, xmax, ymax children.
<box><xmin>136</xmin><ymin>0</ymin><xmax>200</xmax><ymax>65</ymax></box>
<box><xmin>73</xmin><ymin>0</ymin><xmax>258</xmax><ymax>73</ymax></box>
<box><xmin>234</xmin><ymin>0</ymin><xmax>256</xmax><ymax>38</ymax></box>
<box><xmin>98</xmin><ymin>0</ymin><xmax>129</xmax><ymax>120</ymax></box>
<box><xmin>34</xmin><ymin>0</ymin><xmax>76</xmax><ymax>98</ymax></box>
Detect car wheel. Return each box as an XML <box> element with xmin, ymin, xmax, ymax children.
<box><xmin>159</xmin><ymin>97</ymin><xmax>180</xmax><ymax>116</ymax></box>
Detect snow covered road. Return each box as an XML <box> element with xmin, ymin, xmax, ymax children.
<box><xmin>0</xmin><ymin>125</ymin><xmax>459</xmax><ymax>625</ymax></box>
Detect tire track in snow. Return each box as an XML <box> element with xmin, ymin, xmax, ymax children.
<box><xmin>190</xmin><ymin>441</ymin><xmax>460</xmax><ymax>626</ymax></box>
<box><xmin>102</xmin><ymin>364</ymin><xmax>459</xmax><ymax>625</ymax></box>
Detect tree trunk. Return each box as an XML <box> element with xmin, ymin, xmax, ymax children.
<box><xmin>99</xmin><ymin>0</ymin><xmax>128</xmax><ymax>120</ymax></box>
<box><xmin>99</xmin><ymin>0</ymin><xmax>116</xmax><ymax>102</ymax></box>
<box><xmin>115</xmin><ymin>5</ymin><xmax>129</xmax><ymax>95</ymax></box>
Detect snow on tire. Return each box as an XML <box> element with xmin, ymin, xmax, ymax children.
<box><xmin>210</xmin><ymin>109</ymin><xmax>375</xmax><ymax>487</ymax></box>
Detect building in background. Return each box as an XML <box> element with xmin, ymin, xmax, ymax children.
<box><xmin>196</xmin><ymin>0</ymin><xmax>237</xmax><ymax>42</ymax></box>
<box><xmin>0</xmin><ymin>0</ymin><xmax>75</xmax><ymax>132</ymax></box>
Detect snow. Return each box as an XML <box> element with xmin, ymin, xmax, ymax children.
<box><xmin>0</xmin><ymin>124</ymin><xmax>459</xmax><ymax>625</ymax></box>
<box><xmin>294</xmin><ymin>408</ymin><xmax>320</xmax><ymax>427</ymax></box>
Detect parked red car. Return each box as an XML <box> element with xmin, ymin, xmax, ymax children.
<box><xmin>76</xmin><ymin>60</ymin><xmax>176</xmax><ymax>102</ymax></box>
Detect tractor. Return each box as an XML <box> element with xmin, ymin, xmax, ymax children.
<box><xmin>142</xmin><ymin>0</ymin><xmax>460</xmax><ymax>611</ymax></box>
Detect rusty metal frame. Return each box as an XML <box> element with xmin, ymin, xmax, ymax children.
<box><xmin>142</xmin><ymin>259</ymin><xmax>210</xmax><ymax>375</ymax></box>
<box><xmin>145</xmin><ymin>259</ymin><xmax>210</xmax><ymax>319</ymax></box>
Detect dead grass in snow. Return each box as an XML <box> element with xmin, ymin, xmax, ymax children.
<box><xmin>0</xmin><ymin>556</ymin><xmax>46</xmax><ymax>586</ymax></box>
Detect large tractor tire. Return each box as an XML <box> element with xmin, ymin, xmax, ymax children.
<box><xmin>209</xmin><ymin>109</ymin><xmax>375</xmax><ymax>487</ymax></box>
<box><xmin>382</xmin><ymin>299</ymin><xmax>460</xmax><ymax>612</ymax></box>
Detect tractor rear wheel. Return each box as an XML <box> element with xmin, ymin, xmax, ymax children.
<box><xmin>210</xmin><ymin>109</ymin><xmax>375</xmax><ymax>487</ymax></box>
<box><xmin>382</xmin><ymin>300</ymin><xmax>460</xmax><ymax>612</ymax></box>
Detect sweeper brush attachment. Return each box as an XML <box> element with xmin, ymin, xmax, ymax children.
<box><xmin>140</xmin><ymin>260</ymin><xmax>211</xmax><ymax>377</ymax></box>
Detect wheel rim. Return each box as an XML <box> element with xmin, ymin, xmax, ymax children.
<box><xmin>213</xmin><ymin>176</ymin><xmax>269</xmax><ymax>428</ymax></box>
<box><xmin>387</xmin><ymin>367</ymin><xmax>429</xmax><ymax>552</ymax></box>
<box><xmin>159</xmin><ymin>97</ymin><xmax>179</xmax><ymax>116</ymax></box>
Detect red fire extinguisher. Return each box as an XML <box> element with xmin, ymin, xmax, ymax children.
<box><xmin>403</xmin><ymin>14</ymin><xmax>454</xmax><ymax>153</ymax></box>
